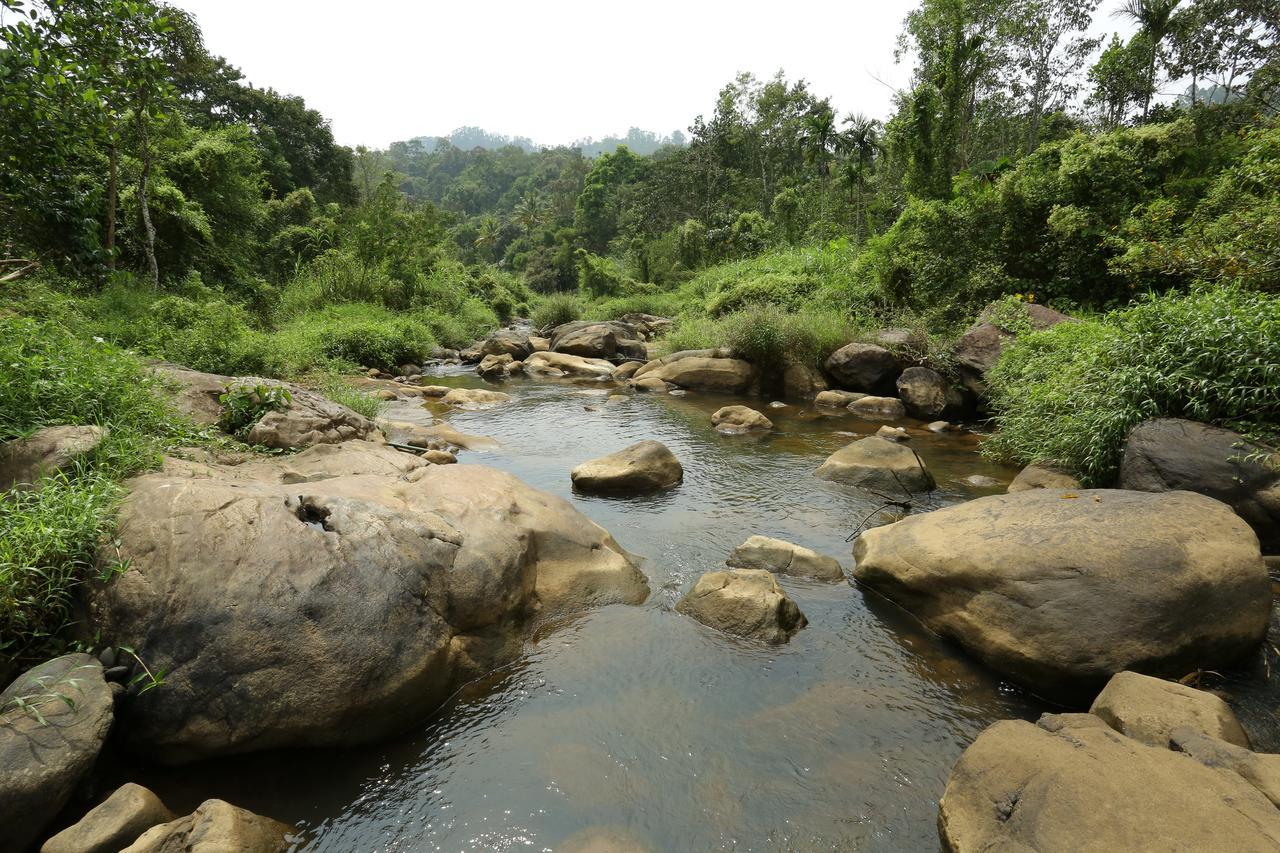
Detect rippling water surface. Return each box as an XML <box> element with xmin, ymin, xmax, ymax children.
<box><xmin>136</xmin><ymin>369</ymin><xmax>1058</xmax><ymax>852</ymax></box>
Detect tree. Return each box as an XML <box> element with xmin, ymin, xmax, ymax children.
<box><xmin>1113</xmin><ymin>0</ymin><xmax>1183</xmax><ymax>120</ymax></box>
<box><xmin>1088</xmin><ymin>34</ymin><xmax>1154</xmax><ymax>127</ymax></box>
<box><xmin>838</xmin><ymin>113</ymin><xmax>881</xmax><ymax>240</ymax></box>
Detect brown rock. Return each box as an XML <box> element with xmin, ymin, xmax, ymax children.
<box><xmin>41</xmin><ymin>783</ymin><xmax>174</xmax><ymax>853</ymax></box>
<box><xmin>0</xmin><ymin>425</ymin><xmax>107</xmax><ymax>491</ymax></box>
<box><xmin>571</xmin><ymin>441</ymin><xmax>683</xmax><ymax>493</ymax></box>
<box><xmin>1089</xmin><ymin>670</ymin><xmax>1250</xmax><ymax>748</ymax></box>
<box><xmin>675</xmin><ymin>569</ymin><xmax>807</xmax><ymax>644</ymax></box>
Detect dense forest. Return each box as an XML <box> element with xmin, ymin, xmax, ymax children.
<box><xmin>1</xmin><ymin>0</ymin><xmax>1278</xmax><ymax>662</ymax></box>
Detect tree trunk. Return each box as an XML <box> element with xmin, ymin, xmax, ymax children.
<box><xmin>105</xmin><ymin>141</ymin><xmax>118</xmax><ymax>270</ymax></box>
<box><xmin>137</xmin><ymin>109</ymin><xmax>159</xmax><ymax>288</ymax></box>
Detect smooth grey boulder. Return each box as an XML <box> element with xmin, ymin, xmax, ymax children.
<box><xmin>711</xmin><ymin>405</ymin><xmax>773</xmax><ymax>433</ymax></box>
<box><xmin>895</xmin><ymin>366</ymin><xmax>964</xmax><ymax>419</ymax></box>
<box><xmin>549</xmin><ymin>321</ymin><xmax>645</xmax><ymax>360</ymax></box>
<box><xmin>815</xmin><ymin>436</ymin><xmax>934</xmax><ymax>494</ymax></box>
<box><xmin>781</xmin><ymin>360</ymin><xmax>828</xmax><ymax>398</ymax></box>
<box><xmin>1120</xmin><ymin>418</ymin><xmax>1280</xmax><ymax>551</ymax></box>
<box><xmin>0</xmin><ymin>654</ymin><xmax>115</xmax><ymax>852</ymax></box>
<box><xmin>86</xmin><ymin>442</ymin><xmax>648</xmax><ymax>763</ymax></box>
<box><xmin>823</xmin><ymin>343</ymin><xmax>900</xmax><ymax>393</ymax></box>
<box><xmin>848</xmin><ymin>395</ymin><xmax>907</xmax><ymax>420</ymax></box>
<box><xmin>633</xmin><ymin>354</ymin><xmax>757</xmax><ymax>394</ymax></box>
<box><xmin>939</xmin><ymin>713</ymin><xmax>1280</xmax><ymax>853</ymax></box>
<box><xmin>814</xmin><ymin>389</ymin><xmax>866</xmax><ymax>408</ymax></box>
<box><xmin>571</xmin><ymin>440</ymin><xmax>683</xmax><ymax>493</ymax></box>
<box><xmin>676</xmin><ymin>569</ymin><xmax>807</xmax><ymax>644</ymax></box>
<box><xmin>1006</xmin><ymin>463</ymin><xmax>1081</xmax><ymax>492</ymax></box>
<box><xmin>41</xmin><ymin>782</ymin><xmax>175</xmax><ymax>853</ymax></box>
<box><xmin>952</xmin><ymin>301</ymin><xmax>1075</xmax><ymax>396</ymax></box>
<box><xmin>0</xmin><ymin>424</ymin><xmax>107</xmax><ymax>491</ymax></box>
<box><xmin>476</xmin><ymin>353</ymin><xmax>523</xmax><ymax>380</ymax></box>
<box><xmin>121</xmin><ymin>799</ymin><xmax>292</xmax><ymax>853</ymax></box>
<box><xmin>853</xmin><ymin>489</ymin><xmax>1269</xmax><ymax>699</ymax></box>
<box><xmin>525</xmin><ymin>350</ymin><xmax>616</xmax><ymax>378</ymax></box>
<box><xmin>726</xmin><ymin>535</ymin><xmax>844</xmax><ymax>582</ymax></box>
<box><xmin>1089</xmin><ymin>670</ymin><xmax>1250</xmax><ymax>749</ymax></box>
<box><xmin>480</xmin><ymin>329</ymin><xmax>533</xmax><ymax>360</ymax></box>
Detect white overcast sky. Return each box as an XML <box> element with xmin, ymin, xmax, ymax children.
<box><xmin>169</xmin><ymin>0</ymin><xmax>1135</xmax><ymax>149</ymax></box>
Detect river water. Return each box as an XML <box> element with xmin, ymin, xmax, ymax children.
<box><xmin>125</xmin><ymin>367</ymin><xmax>1274</xmax><ymax>851</ymax></box>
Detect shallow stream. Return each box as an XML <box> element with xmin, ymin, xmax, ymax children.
<box><xmin>123</xmin><ymin>368</ymin><xmax>1280</xmax><ymax>851</ymax></box>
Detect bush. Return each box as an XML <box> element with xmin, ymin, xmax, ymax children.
<box><xmin>531</xmin><ymin>293</ymin><xmax>583</xmax><ymax>330</ymax></box>
<box><xmin>314</xmin><ymin>374</ymin><xmax>384</xmax><ymax>420</ymax></box>
<box><xmin>985</xmin><ymin>286</ymin><xmax>1280</xmax><ymax>484</ymax></box>
<box><xmin>662</xmin><ymin>304</ymin><xmax>853</xmax><ymax>371</ymax></box>
<box><xmin>276</xmin><ymin>304</ymin><xmax>437</xmax><ymax>372</ymax></box>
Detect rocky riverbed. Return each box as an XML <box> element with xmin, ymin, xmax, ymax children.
<box><xmin>3</xmin><ymin>317</ymin><xmax>1279</xmax><ymax>852</ymax></box>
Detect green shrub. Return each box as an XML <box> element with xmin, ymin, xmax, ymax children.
<box><xmin>276</xmin><ymin>304</ymin><xmax>437</xmax><ymax>372</ymax></box>
<box><xmin>531</xmin><ymin>293</ymin><xmax>583</xmax><ymax>330</ymax></box>
<box><xmin>218</xmin><ymin>383</ymin><xmax>292</xmax><ymax>437</ymax></box>
<box><xmin>585</xmin><ymin>291</ymin><xmax>685</xmax><ymax>322</ymax></box>
<box><xmin>985</xmin><ymin>286</ymin><xmax>1280</xmax><ymax>484</ymax></box>
<box><xmin>315</xmin><ymin>375</ymin><xmax>384</xmax><ymax>420</ymax></box>
<box><xmin>662</xmin><ymin>304</ymin><xmax>853</xmax><ymax>371</ymax></box>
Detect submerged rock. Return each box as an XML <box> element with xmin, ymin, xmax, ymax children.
<box><xmin>815</xmin><ymin>436</ymin><xmax>935</xmax><ymax>494</ymax></box>
<box><xmin>823</xmin><ymin>343</ymin><xmax>900</xmax><ymax>393</ymax></box>
<box><xmin>0</xmin><ymin>654</ymin><xmax>115</xmax><ymax>852</ymax></box>
<box><xmin>676</xmin><ymin>569</ymin><xmax>807</xmax><ymax>643</ymax></box>
<box><xmin>41</xmin><ymin>782</ymin><xmax>175</xmax><ymax>853</ymax></box>
<box><xmin>853</xmin><ymin>489</ymin><xmax>1269</xmax><ymax>699</ymax></box>
<box><xmin>1006</xmin><ymin>463</ymin><xmax>1081</xmax><ymax>492</ymax></box>
<box><xmin>571</xmin><ymin>440</ymin><xmax>683</xmax><ymax>493</ymax></box>
<box><xmin>86</xmin><ymin>442</ymin><xmax>648</xmax><ymax>762</ymax></box>
<box><xmin>121</xmin><ymin>799</ymin><xmax>292</xmax><ymax>853</ymax></box>
<box><xmin>727</xmin><ymin>535</ymin><xmax>844</xmax><ymax>582</ymax></box>
<box><xmin>1120</xmin><ymin>418</ymin><xmax>1280</xmax><ymax>551</ymax></box>
<box><xmin>939</xmin><ymin>713</ymin><xmax>1280</xmax><ymax>852</ymax></box>
<box><xmin>441</xmin><ymin>387</ymin><xmax>512</xmax><ymax>408</ymax></box>
<box><xmin>1089</xmin><ymin>670</ymin><xmax>1250</xmax><ymax>749</ymax></box>
<box><xmin>711</xmin><ymin>405</ymin><xmax>773</xmax><ymax>433</ymax></box>
<box><xmin>0</xmin><ymin>424</ymin><xmax>107</xmax><ymax>491</ymax></box>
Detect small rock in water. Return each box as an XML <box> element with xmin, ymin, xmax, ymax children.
<box><xmin>926</xmin><ymin>420</ymin><xmax>952</xmax><ymax>433</ymax></box>
<box><xmin>103</xmin><ymin>665</ymin><xmax>131</xmax><ymax>683</ymax></box>
<box><xmin>964</xmin><ymin>474</ymin><xmax>1002</xmax><ymax>488</ymax></box>
<box><xmin>767</xmin><ymin>401</ymin><xmax>788</xmax><ymax>409</ymax></box>
<box><xmin>876</xmin><ymin>425</ymin><xmax>909</xmax><ymax>441</ymax></box>
<box><xmin>669</xmin><ymin>389</ymin><xmax>688</xmax><ymax>396</ymax></box>
<box><xmin>676</xmin><ymin>569</ymin><xmax>808</xmax><ymax>643</ymax></box>
<box><xmin>607</xmin><ymin>394</ymin><xmax>629</xmax><ymax>404</ymax></box>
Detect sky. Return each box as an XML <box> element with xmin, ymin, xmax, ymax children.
<box><xmin>169</xmin><ymin>0</ymin><xmax>1135</xmax><ymax>150</ymax></box>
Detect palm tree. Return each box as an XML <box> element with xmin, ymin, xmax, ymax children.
<box><xmin>473</xmin><ymin>216</ymin><xmax>502</xmax><ymax>261</ymax></box>
<box><xmin>1114</xmin><ymin>0</ymin><xmax>1182</xmax><ymax>119</ymax></box>
<box><xmin>802</xmin><ymin>103</ymin><xmax>837</xmax><ymax>226</ymax></box>
<box><xmin>838</xmin><ymin>113</ymin><xmax>881</xmax><ymax>243</ymax></box>
<box><xmin>512</xmin><ymin>192</ymin><xmax>549</xmax><ymax>236</ymax></box>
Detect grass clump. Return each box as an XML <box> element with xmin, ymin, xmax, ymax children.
<box><xmin>985</xmin><ymin>285</ymin><xmax>1280</xmax><ymax>484</ymax></box>
<box><xmin>531</xmin><ymin>293</ymin><xmax>584</xmax><ymax>331</ymax></box>
<box><xmin>314</xmin><ymin>374</ymin><xmax>384</xmax><ymax>420</ymax></box>
<box><xmin>0</xmin><ymin>316</ymin><xmax>200</xmax><ymax>666</ymax></box>
<box><xmin>663</xmin><ymin>304</ymin><xmax>854</xmax><ymax>371</ymax></box>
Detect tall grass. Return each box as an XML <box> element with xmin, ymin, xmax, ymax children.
<box><xmin>662</xmin><ymin>304</ymin><xmax>854</xmax><ymax>371</ymax></box>
<box><xmin>985</xmin><ymin>286</ymin><xmax>1280</xmax><ymax>484</ymax></box>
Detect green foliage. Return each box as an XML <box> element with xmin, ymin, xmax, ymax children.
<box><xmin>275</xmin><ymin>304</ymin><xmax>437</xmax><ymax>372</ymax></box>
<box><xmin>217</xmin><ymin>383</ymin><xmax>291</xmax><ymax>437</ymax></box>
<box><xmin>314</xmin><ymin>375</ymin><xmax>383</xmax><ymax>420</ymax></box>
<box><xmin>575</xmin><ymin>249</ymin><xmax>629</xmax><ymax>299</ymax></box>
<box><xmin>663</xmin><ymin>304</ymin><xmax>853</xmax><ymax>372</ymax></box>
<box><xmin>986</xmin><ymin>286</ymin><xmax>1280</xmax><ymax>484</ymax></box>
<box><xmin>531</xmin><ymin>293</ymin><xmax>584</xmax><ymax>330</ymax></box>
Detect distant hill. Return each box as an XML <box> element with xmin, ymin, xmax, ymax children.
<box><xmin>404</xmin><ymin>125</ymin><xmax>686</xmax><ymax>156</ymax></box>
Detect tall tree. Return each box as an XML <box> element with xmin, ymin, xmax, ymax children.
<box><xmin>1000</xmin><ymin>0</ymin><xmax>1100</xmax><ymax>150</ymax></box>
<box><xmin>1114</xmin><ymin>0</ymin><xmax>1183</xmax><ymax>119</ymax></box>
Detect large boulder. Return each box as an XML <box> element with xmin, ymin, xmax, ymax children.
<box><xmin>781</xmin><ymin>360</ymin><xmax>828</xmax><ymax>399</ymax></box>
<box><xmin>571</xmin><ymin>440</ymin><xmax>683</xmax><ymax>493</ymax></box>
<box><xmin>41</xmin><ymin>783</ymin><xmax>175</xmax><ymax>853</ymax></box>
<box><xmin>952</xmin><ymin>302</ymin><xmax>1075</xmax><ymax>397</ymax></box>
<box><xmin>726</xmin><ymin>535</ymin><xmax>844</xmax><ymax>582</ymax></box>
<box><xmin>1120</xmin><ymin>418</ymin><xmax>1280</xmax><ymax>551</ymax></box>
<box><xmin>476</xmin><ymin>353</ymin><xmax>523</xmax><ymax>381</ymax></box>
<box><xmin>633</xmin><ymin>355</ymin><xmax>757</xmax><ymax>394</ymax></box>
<box><xmin>847</xmin><ymin>395</ymin><xmax>907</xmax><ymax>420</ymax></box>
<box><xmin>853</xmin><ymin>489</ymin><xmax>1269</xmax><ymax>699</ymax></box>
<box><xmin>85</xmin><ymin>442</ymin><xmax>648</xmax><ymax>762</ymax></box>
<box><xmin>814</xmin><ymin>389</ymin><xmax>866</xmax><ymax>408</ymax></box>
<box><xmin>1089</xmin><ymin>670</ymin><xmax>1250</xmax><ymax>749</ymax></box>
<box><xmin>0</xmin><ymin>424</ymin><xmax>107</xmax><ymax>491</ymax></box>
<box><xmin>815</xmin><ymin>436</ymin><xmax>935</xmax><ymax>494</ymax></box>
<box><xmin>121</xmin><ymin>800</ymin><xmax>292</xmax><ymax>853</ymax></box>
<box><xmin>939</xmin><ymin>713</ymin><xmax>1280</xmax><ymax>852</ymax></box>
<box><xmin>1006</xmin><ymin>463</ymin><xmax>1081</xmax><ymax>492</ymax></box>
<box><xmin>1168</xmin><ymin>726</ymin><xmax>1280</xmax><ymax>808</ymax></box>
<box><xmin>150</xmin><ymin>363</ymin><xmax>379</xmax><ymax>449</ymax></box>
<box><xmin>895</xmin><ymin>367</ymin><xmax>964</xmax><ymax>420</ymax></box>
<box><xmin>1</xmin><ymin>654</ymin><xmax>115</xmax><ymax>852</ymax></box>
<box><xmin>524</xmin><ymin>350</ymin><xmax>616</xmax><ymax>379</ymax></box>
<box><xmin>481</xmin><ymin>329</ymin><xmax>533</xmax><ymax>360</ymax></box>
<box><xmin>711</xmin><ymin>405</ymin><xmax>773</xmax><ymax>433</ymax></box>
<box><xmin>823</xmin><ymin>343</ymin><xmax>900</xmax><ymax>393</ymax></box>
<box><xmin>675</xmin><ymin>569</ymin><xmax>807</xmax><ymax>644</ymax></box>
<box><xmin>550</xmin><ymin>321</ymin><xmax>646</xmax><ymax>361</ymax></box>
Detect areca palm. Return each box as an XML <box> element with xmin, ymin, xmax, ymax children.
<box><xmin>1114</xmin><ymin>0</ymin><xmax>1182</xmax><ymax>119</ymax></box>
<box><xmin>838</xmin><ymin>113</ymin><xmax>881</xmax><ymax>242</ymax></box>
